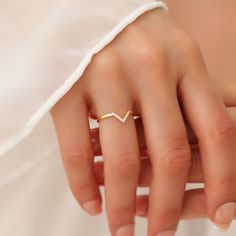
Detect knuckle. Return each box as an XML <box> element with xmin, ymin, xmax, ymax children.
<box><xmin>184</xmin><ymin>40</ymin><xmax>206</xmax><ymax>68</ymax></box>
<box><xmin>170</xmin><ymin>29</ymin><xmax>206</xmax><ymax>74</ymax></box>
<box><xmin>71</xmin><ymin>184</ymin><xmax>96</xmax><ymax>202</ymax></box>
<box><xmin>62</xmin><ymin>145</ymin><xmax>92</xmax><ymax>165</ymax></box>
<box><xmin>133</xmin><ymin>41</ymin><xmax>166</xmax><ymax>66</ymax></box>
<box><xmin>214</xmin><ymin>176</ymin><xmax>236</xmax><ymax>189</ymax></box>
<box><xmin>109</xmin><ymin>205</ymin><xmax>135</xmax><ymax>219</ymax></box>
<box><xmin>157</xmin><ymin>207</ymin><xmax>181</xmax><ymax>223</ymax></box>
<box><xmin>122</xmin><ymin>26</ymin><xmax>166</xmax><ymax>66</ymax></box>
<box><xmin>178</xmin><ymin>31</ymin><xmax>200</xmax><ymax>56</ymax></box>
<box><xmin>210</xmin><ymin>116</ymin><xmax>236</xmax><ymax>140</ymax></box>
<box><xmin>164</xmin><ymin>148</ymin><xmax>191</xmax><ymax>170</ymax></box>
<box><xmin>108</xmin><ymin>151</ymin><xmax>140</xmax><ymax>176</ymax></box>
<box><xmin>93</xmin><ymin>49</ymin><xmax>120</xmax><ymax>71</ymax></box>
<box><xmin>159</xmin><ymin>139</ymin><xmax>191</xmax><ymax>170</ymax></box>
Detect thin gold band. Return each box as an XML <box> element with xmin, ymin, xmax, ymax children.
<box><xmin>96</xmin><ymin>110</ymin><xmax>135</xmax><ymax>123</ymax></box>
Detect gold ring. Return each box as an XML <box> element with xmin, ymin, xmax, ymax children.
<box><xmin>96</xmin><ymin>110</ymin><xmax>136</xmax><ymax>123</ymax></box>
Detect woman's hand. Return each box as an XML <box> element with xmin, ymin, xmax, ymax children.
<box><xmin>50</xmin><ymin>8</ymin><xmax>236</xmax><ymax>236</ymax></box>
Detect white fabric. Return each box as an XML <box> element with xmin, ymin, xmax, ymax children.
<box><xmin>0</xmin><ymin>0</ymin><xmax>167</xmax><ymax>156</ymax></box>
<box><xmin>0</xmin><ymin>0</ymin><xmax>235</xmax><ymax>235</ymax></box>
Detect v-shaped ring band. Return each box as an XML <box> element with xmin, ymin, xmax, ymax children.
<box><xmin>96</xmin><ymin>110</ymin><xmax>138</xmax><ymax>123</ymax></box>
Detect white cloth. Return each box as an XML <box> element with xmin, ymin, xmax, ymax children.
<box><xmin>0</xmin><ymin>0</ymin><xmax>235</xmax><ymax>235</ymax></box>
<box><xmin>0</xmin><ymin>0</ymin><xmax>167</xmax><ymax>156</ymax></box>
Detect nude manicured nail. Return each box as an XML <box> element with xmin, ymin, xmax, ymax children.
<box><xmin>213</xmin><ymin>202</ymin><xmax>236</xmax><ymax>231</ymax></box>
<box><xmin>155</xmin><ymin>230</ymin><xmax>176</xmax><ymax>236</ymax></box>
<box><xmin>116</xmin><ymin>224</ymin><xmax>134</xmax><ymax>236</ymax></box>
<box><xmin>135</xmin><ymin>201</ymin><xmax>147</xmax><ymax>216</ymax></box>
<box><xmin>82</xmin><ymin>199</ymin><xmax>102</xmax><ymax>216</ymax></box>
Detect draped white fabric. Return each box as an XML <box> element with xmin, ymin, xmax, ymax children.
<box><xmin>0</xmin><ymin>0</ymin><xmax>167</xmax><ymax>156</ymax></box>
<box><xmin>1</xmin><ymin>0</ymin><xmax>236</xmax><ymax>235</ymax></box>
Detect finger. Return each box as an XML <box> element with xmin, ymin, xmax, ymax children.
<box><xmin>136</xmin><ymin>189</ymin><xmax>236</xmax><ymax>220</ymax></box>
<box><xmin>91</xmin><ymin>116</ymin><xmax>198</xmax><ymax>156</ymax></box>
<box><xmin>93</xmin><ymin>88</ymin><xmax>140</xmax><ymax>236</ymax></box>
<box><xmin>180</xmin><ymin>47</ymin><xmax>236</xmax><ymax>230</ymax></box>
<box><xmin>50</xmin><ymin>95</ymin><xmax>102</xmax><ymax>216</ymax></box>
<box><xmin>91</xmin><ymin>105</ymin><xmax>236</xmax><ymax>156</ymax></box>
<box><xmin>94</xmin><ymin>147</ymin><xmax>204</xmax><ymax>186</ymax></box>
<box><xmin>138</xmin><ymin>76</ymin><xmax>191</xmax><ymax>236</ymax></box>
<box><xmin>91</xmin><ymin>117</ymin><xmax>148</xmax><ymax>157</ymax></box>
<box><xmin>135</xmin><ymin>189</ymin><xmax>208</xmax><ymax>219</ymax></box>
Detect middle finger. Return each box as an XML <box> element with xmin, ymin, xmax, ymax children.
<box><xmin>139</xmin><ymin>75</ymin><xmax>191</xmax><ymax>236</ymax></box>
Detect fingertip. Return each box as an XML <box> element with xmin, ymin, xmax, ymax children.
<box><xmin>135</xmin><ymin>195</ymin><xmax>148</xmax><ymax>217</ymax></box>
<box><xmin>82</xmin><ymin>199</ymin><xmax>103</xmax><ymax>216</ymax></box>
<box><xmin>211</xmin><ymin>202</ymin><xmax>236</xmax><ymax>231</ymax></box>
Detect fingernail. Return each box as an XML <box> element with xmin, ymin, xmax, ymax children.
<box><xmin>213</xmin><ymin>202</ymin><xmax>236</xmax><ymax>231</ymax></box>
<box><xmin>155</xmin><ymin>230</ymin><xmax>176</xmax><ymax>236</ymax></box>
<box><xmin>82</xmin><ymin>199</ymin><xmax>102</xmax><ymax>216</ymax></box>
<box><xmin>116</xmin><ymin>224</ymin><xmax>134</xmax><ymax>236</ymax></box>
<box><xmin>135</xmin><ymin>206</ymin><xmax>146</xmax><ymax>216</ymax></box>
<box><xmin>209</xmin><ymin>220</ymin><xmax>230</xmax><ymax>232</ymax></box>
<box><xmin>135</xmin><ymin>202</ymin><xmax>147</xmax><ymax>216</ymax></box>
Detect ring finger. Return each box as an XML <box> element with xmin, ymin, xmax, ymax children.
<box><xmin>91</xmin><ymin>84</ymin><xmax>140</xmax><ymax>236</ymax></box>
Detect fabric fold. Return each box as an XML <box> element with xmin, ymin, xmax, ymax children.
<box><xmin>0</xmin><ymin>0</ymin><xmax>167</xmax><ymax>157</ymax></box>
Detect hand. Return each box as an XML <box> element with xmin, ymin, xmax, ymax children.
<box><xmin>92</xmin><ymin>106</ymin><xmax>236</xmax><ymax>220</ymax></box>
<box><xmin>50</xmin><ymin>8</ymin><xmax>236</xmax><ymax>235</ymax></box>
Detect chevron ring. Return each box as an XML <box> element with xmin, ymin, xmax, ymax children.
<box><xmin>96</xmin><ymin>110</ymin><xmax>136</xmax><ymax>123</ymax></box>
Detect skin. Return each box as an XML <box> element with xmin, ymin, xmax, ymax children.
<box><xmin>92</xmin><ymin>106</ymin><xmax>236</xmax><ymax>219</ymax></box>
<box><xmin>50</xmin><ymin>5</ymin><xmax>236</xmax><ymax>236</ymax></box>
<box><xmin>165</xmin><ymin>0</ymin><xmax>236</xmax><ymax>105</ymax></box>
